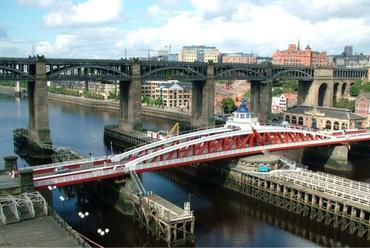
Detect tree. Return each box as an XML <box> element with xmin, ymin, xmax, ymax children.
<box><xmin>154</xmin><ymin>97</ymin><xmax>163</xmax><ymax>106</ymax></box>
<box><xmin>244</xmin><ymin>91</ymin><xmax>251</xmax><ymax>99</ymax></box>
<box><xmin>221</xmin><ymin>97</ymin><xmax>236</xmax><ymax>114</ymax></box>
<box><xmin>333</xmin><ymin>98</ymin><xmax>355</xmax><ymax>112</ymax></box>
<box><xmin>272</xmin><ymin>87</ymin><xmax>283</xmax><ymax>96</ymax></box>
<box><xmin>282</xmin><ymin>80</ymin><xmax>298</xmax><ymax>92</ymax></box>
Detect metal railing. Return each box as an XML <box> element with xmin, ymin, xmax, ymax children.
<box><xmin>272</xmin><ymin>169</ymin><xmax>370</xmax><ymax>206</ymax></box>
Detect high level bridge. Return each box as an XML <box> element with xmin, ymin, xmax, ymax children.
<box><xmin>0</xmin><ymin>56</ymin><xmax>368</xmax><ymax>145</ymax></box>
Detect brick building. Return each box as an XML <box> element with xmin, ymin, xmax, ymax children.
<box><xmin>355</xmin><ymin>92</ymin><xmax>370</xmax><ymax>127</ymax></box>
<box><xmin>221</xmin><ymin>53</ymin><xmax>257</xmax><ymax>64</ymax></box>
<box><xmin>272</xmin><ymin>44</ymin><xmax>329</xmax><ymax>66</ymax></box>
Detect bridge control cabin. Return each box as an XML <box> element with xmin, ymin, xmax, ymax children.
<box><xmin>225</xmin><ymin>97</ymin><xmax>260</xmax><ymax>130</ymax></box>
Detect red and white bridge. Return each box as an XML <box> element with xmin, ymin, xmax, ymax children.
<box><xmin>20</xmin><ymin>125</ymin><xmax>370</xmax><ymax>190</ymax></box>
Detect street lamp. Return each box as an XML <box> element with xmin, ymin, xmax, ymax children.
<box><xmin>97</xmin><ymin>228</ymin><xmax>110</xmax><ymax>244</ymax></box>
<box><xmin>78</xmin><ymin>211</ymin><xmax>89</xmax><ymax>233</ymax></box>
<box><xmin>59</xmin><ymin>196</ymin><xmax>66</xmax><ymax>219</ymax></box>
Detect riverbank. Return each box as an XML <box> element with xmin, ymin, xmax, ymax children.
<box><xmin>48</xmin><ymin>93</ymin><xmax>191</xmax><ymax>122</ymax></box>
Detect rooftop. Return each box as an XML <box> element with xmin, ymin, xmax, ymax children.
<box><xmin>286</xmin><ymin>105</ymin><xmax>365</xmax><ymax>120</ymax></box>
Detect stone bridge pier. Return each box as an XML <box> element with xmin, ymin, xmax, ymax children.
<box><xmin>191</xmin><ymin>65</ymin><xmax>215</xmax><ymax>127</ymax></box>
<box><xmin>119</xmin><ymin>63</ymin><xmax>142</xmax><ymax>132</ymax></box>
<box><xmin>303</xmin><ymin>69</ymin><xmax>334</xmax><ymax>107</ymax></box>
<box><xmin>27</xmin><ymin>58</ymin><xmax>51</xmax><ymax>144</ymax></box>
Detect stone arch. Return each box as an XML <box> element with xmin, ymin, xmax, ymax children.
<box><xmin>318</xmin><ymin>82</ymin><xmax>328</xmax><ymax>106</ymax></box>
<box><xmin>298</xmin><ymin>116</ymin><xmax>304</xmax><ymax>125</ymax></box>
<box><xmin>341</xmin><ymin>82</ymin><xmax>347</xmax><ymax>96</ymax></box>
<box><xmin>285</xmin><ymin>115</ymin><xmax>291</xmax><ymax>123</ymax></box>
<box><xmin>333</xmin><ymin>121</ymin><xmax>340</xmax><ymax>130</ymax></box>
<box><xmin>291</xmin><ymin>115</ymin><xmax>297</xmax><ymax>124</ymax></box>
<box><xmin>333</xmin><ymin>82</ymin><xmax>340</xmax><ymax>103</ymax></box>
<box><xmin>341</xmin><ymin>122</ymin><xmax>348</xmax><ymax>130</ymax></box>
<box><xmin>325</xmin><ymin>120</ymin><xmax>332</xmax><ymax>130</ymax></box>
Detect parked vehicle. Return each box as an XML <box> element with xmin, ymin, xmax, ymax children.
<box><xmin>54</xmin><ymin>166</ymin><xmax>71</xmax><ymax>174</ymax></box>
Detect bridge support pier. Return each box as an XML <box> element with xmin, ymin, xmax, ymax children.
<box><xmin>260</xmin><ymin>81</ymin><xmax>272</xmax><ymax>123</ymax></box>
<box><xmin>191</xmin><ymin>65</ymin><xmax>215</xmax><ymax>128</ymax></box>
<box><xmin>302</xmin><ymin>145</ymin><xmax>349</xmax><ymax>169</ymax></box>
<box><xmin>297</xmin><ymin>81</ymin><xmax>312</xmax><ymax>105</ymax></box>
<box><xmin>250</xmin><ymin>81</ymin><xmax>260</xmax><ymax>118</ymax></box>
<box><xmin>119</xmin><ymin>63</ymin><xmax>142</xmax><ymax>132</ymax></box>
<box><xmin>304</xmin><ymin>69</ymin><xmax>334</xmax><ymax>107</ymax></box>
<box><xmin>27</xmin><ymin>59</ymin><xmax>51</xmax><ymax>144</ymax></box>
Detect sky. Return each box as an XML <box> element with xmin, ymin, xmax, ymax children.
<box><xmin>1</xmin><ymin>0</ymin><xmax>370</xmax><ymax>58</ymax></box>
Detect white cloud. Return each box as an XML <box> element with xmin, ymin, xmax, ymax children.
<box><xmin>17</xmin><ymin>0</ymin><xmax>56</xmax><ymax>8</ymax></box>
<box><xmin>147</xmin><ymin>4</ymin><xmax>161</xmax><ymax>17</ymax></box>
<box><xmin>11</xmin><ymin>0</ymin><xmax>370</xmax><ymax>58</ymax></box>
<box><xmin>43</xmin><ymin>0</ymin><xmax>123</xmax><ymax>27</ymax></box>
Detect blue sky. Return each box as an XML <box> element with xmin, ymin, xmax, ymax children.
<box><xmin>1</xmin><ymin>0</ymin><xmax>370</xmax><ymax>58</ymax></box>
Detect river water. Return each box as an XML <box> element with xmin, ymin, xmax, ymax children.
<box><xmin>1</xmin><ymin>94</ymin><xmax>369</xmax><ymax>247</ymax></box>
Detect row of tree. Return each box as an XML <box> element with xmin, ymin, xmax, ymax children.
<box><xmin>141</xmin><ymin>96</ymin><xmax>164</xmax><ymax>106</ymax></box>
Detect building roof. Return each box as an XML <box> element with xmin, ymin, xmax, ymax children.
<box><xmin>158</xmin><ymin>81</ymin><xmax>192</xmax><ymax>90</ymax></box>
<box><xmin>286</xmin><ymin>105</ymin><xmax>365</xmax><ymax>121</ymax></box>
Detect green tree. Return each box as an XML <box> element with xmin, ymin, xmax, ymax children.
<box><xmin>272</xmin><ymin>87</ymin><xmax>283</xmax><ymax>96</ymax></box>
<box><xmin>244</xmin><ymin>91</ymin><xmax>251</xmax><ymax>99</ymax></box>
<box><xmin>154</xmin><ymin>97</ymin><xmax>163</xmax><ymax>106</ymax></box>
<box><xmin>350</xmin><ymin>84</ymin><xmax>360</xmax><ymax>97</ymax></box>
<box><xmin>333</xmin><ymin>98</ymin><xmax>355</xmax><ymax>112</ymax></box>
<box><xmin>282</xmin><ymin>80</ymin><xmax>298</xmax><ymax>92</ymax></box>
<box><xmin>222</xmin><ymin>97</ymin><xmax>236</xmax><ymax>114</ymax></box>
<box><xmin>141</xmin><ymin>95</ymin><xmax>150</xmax><ymax>104</ymax></box>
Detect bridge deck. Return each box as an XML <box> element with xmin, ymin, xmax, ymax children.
<box><xmin>147</xmin><ymin>194</ymin><xmax>186</xmax><ymax>217</ymax></box>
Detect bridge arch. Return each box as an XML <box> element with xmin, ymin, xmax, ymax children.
<box><xmin>318</xmin><ymin>82</ymin><xmax>328</xmax><ymax>106</ymax></box>
<box><xmin>215</xmin><ymin>68</ymin><xmax>264</xmax><ymax>79</ymax></box>
<box><xmin>272</xmin><ymin>69</ymin><xmax>313</xmax><ymax>80</ymax></box>
<box><xmin>48</xmin><ymin>65</ymin><xmax>130</xmax><ymax>79</ymax></box>
<box><xmin>341</xmin><ymin>82</ymin><xmax>347</xmax><ymax>96</ymax></box>
<box><xmin>333</xmin><ymin>82</ymin><xmax>340</xmax><ymax>103</ymax></box>
<box><xmin>0</xmin><ymin>65</ymin><xmax>29</xmax><ymax>77</ymax></box>
<box><xmin>142</xmin><ymin>66</ymin><xmax>206</xmax><ymax>80</ymax></box>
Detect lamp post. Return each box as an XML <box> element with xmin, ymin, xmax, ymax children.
<box><xmin>47</xmin><ymin>185</ymin><xmax>57</xmax><ymax>206</ymax></box>
<box><xmin>97</xmin><ymin>228</ymin><xmax>110</xmax><ymax>244</ymax></box>
<box><xmin>59</xmin><ymin>196</ymin><xmax>65</xmax><ymax>219</ymax></box>
<box><xmin>78</xmin><ymin>211</ymin><xmax>89</xmax><ymax>233</ymax></box>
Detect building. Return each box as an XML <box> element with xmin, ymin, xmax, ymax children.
<box><xmin>272</xmin><ymin>43</ymin><xmax>330</xmax><ymax>66</ymax></box>
<box><xmin>142</xmin><ymin>80</ymin><xmax>192</xmax><ymax>110</ymax></box>
<box><xmin>355</xmin><ymin>92</ymin><xmax>370</xmax><ymax>127</ymax></box>
<box><xmin>330</xmin><ymin>46</ymin><xmax>370</xmax><ymax>68</ymax></box>
<box><xmin>271</xmin><ymin>93</ymin><xmax>298</xmax><ymax>113</ymax></box>
<box><xmin>221</xmin><ymin>53</ymin><xmax>257</xmax><ymax>64</ymax></box>
<box><xmin>284</xmin><ymin>105</ymin><xmax>365</xmax><ymax>130</ymax></box>
<box><xmin>181</xmin><ymin>46</ymin><xmax>219</xmax><ymax>63</ymax></box>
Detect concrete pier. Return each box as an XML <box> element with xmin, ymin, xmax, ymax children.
<box><xmin>191</xmin><ymin>65</ymin><xmax>215</xmax><ymax>127</ymax></box>
<box><xmin>28</xmin><ymin>58</ymin><xmax>51</xmax><ymax>144</ymax></box>
<box><xmin>119</xmin><ymin>63</ymin><xmax>142</xmax><ymax>132</ymax></box>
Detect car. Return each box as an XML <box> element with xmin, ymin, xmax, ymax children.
<box><xmin>54</xmin><ymin>166</ymin><xmax>71</xmax><ymax>174</ymax></box>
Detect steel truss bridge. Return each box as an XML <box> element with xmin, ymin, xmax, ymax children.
<box><xmin>16</xmin><ymin>125</ymin><xmax>370</xmax><ymax>190</ymax></box>
<box><xmin>0</xmin><ymin>57</ymin><xmax>367</xmax><ymax>82</ymax></box>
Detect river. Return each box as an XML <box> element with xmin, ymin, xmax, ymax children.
<box><xmin>1</xmin><ymin>94</ymin><xmax>369</xmax><ymax>247</ymax></box>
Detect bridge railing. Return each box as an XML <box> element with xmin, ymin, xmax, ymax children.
<box><xmin>125</xmin><ymin>133</ymin><xmax>370</xmax><ymax>173</ymax></box>
<box><xmin>120</xmin><ymin>125</ymin><xmax>226</xmax><ymax>154</ymax></box>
